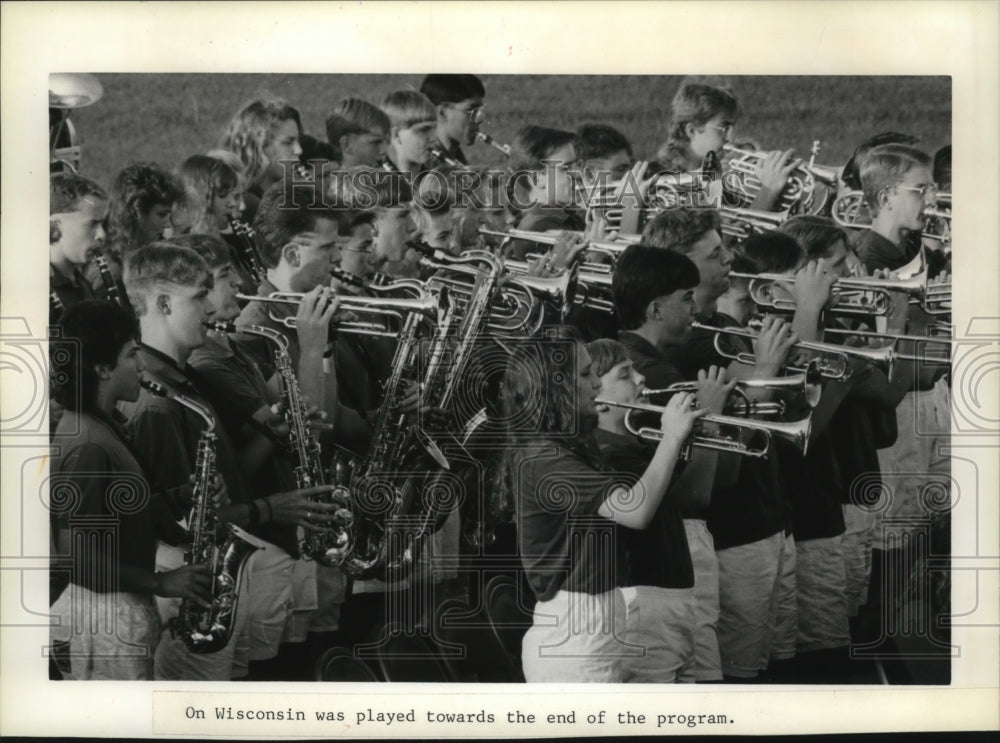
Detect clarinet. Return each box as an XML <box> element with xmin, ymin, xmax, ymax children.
<box><xmin>50</xmin><ymin>290</ymin><xmax>65</xmax><ymax>320</ymax></box>
<box><xmin>476</xmin><ymin>131</ymin><xmax>512</xmax><ymax>157</ymax></box>
<box><xmin>210</xmin><ymin>322</ymin><xmax>354</xmax><ymax>566</ymax></box>
<box><xmin>94</xmin><ymin>254</ymin><xmax>125</xmax><ymax>307</ymax></box>
<box><xmin>140</xmin><ymin>379</ymin><xmax>262</xmax><ymax>653</ymax></box>
<box><xmin>429</xmin><ymin>146</ymin><xmax>460</xmax><ymax>168</ymax></box>
<box><xmin>228</xmin><ymin>218</ymin><xmax>265</xmax><ymax>286</ymax></box>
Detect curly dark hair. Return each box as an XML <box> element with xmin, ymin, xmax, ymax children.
<box><xmin>106</xmin><ymin>162</ymin><xmax>182</xmax><ymax>257</ymax></box>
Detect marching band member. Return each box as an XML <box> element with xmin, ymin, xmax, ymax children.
<box><xmin>50</xmin><ymin>301</ymin><xmax>212</xmax><ymax>680</ymax></box>
<box><xmin>49</xmin><ymin>172</ymin><xmax>108</xmax><ymax>320</ymax></box>
<box><xmin>325</xmin><ymin>98</ymin><xmax>391</xmax><ymax>169</ymax></box>
<box><xmin>119</xmin><ymin>243</ymin><xmax>336</xmax><ymax>680</ymax></box>
<box><xmin>503</xmin><ymin>326</ymin><xmax>704</xmax><ymax>682</ymax></box>
<box><xmin>220</xmin><ymin>96</ymin><xmax>304</xmax><ymax>221</ymax></box>
<box><xmin>420</xmin><ymin>74</ymin><xmax>486</xmax><ymax>168</ymax></box>
<box><xmin>381</xmin><ymin>90</ymin><xmax>437</xmax><ymax>178</ymax></box>
<box><xmin>506</xmin><ymin>125</ymin><xmax>584</xmax><ymax>260</ymax></box>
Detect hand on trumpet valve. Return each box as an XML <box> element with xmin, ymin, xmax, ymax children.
<box><xmin>697</xmin><ymin>365</ymin><xmax>738</xmax><ymax>414</ymax></box>
<box><xmin>549</xmin><ymin>230</ymin><xmax>588</xmax><ymax>272</ymax></box>
<box><xmin>296</xmin><ymin>286</ymin><xmax>341</xmax><ymax>351</ymax></box>
<box><xmin>660</xmin><ymin>392</ymin><xmax>707</xmax><ymax>445</ymax></box>
<box><xmin>752</xmin><ymin>316</ymin><xmax>798</xmax><ymax>376</ymax></box>
<box><xmin>794</xmin><ymin>259</ymin><xmax>838</xmax><ymax>313</ymax></box>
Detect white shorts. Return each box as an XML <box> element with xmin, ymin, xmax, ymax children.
<box><xmin>771</xmin><ymin>533</ymin><xmax>798</xmax><ymax>661</ymax></box>
<box><xmin>842</xmin><ymin>504</ymin><xmax>876</xmax><ymax>617</ymax></box>
<box><xmin>522</xmin><ymin>586</ymin><xmax>696</xmax><ymax>683</ymax></box>
<box><xmin>683</xmin><ymin>519</ymin><xmax>722</xmax><ymax>681</ymax></box>
<box><xmin>152</xmin><ymin>541</ymin><xmax>251</xmax><ymax>681</ymax></box>
<box><xmin>716</xmin><ymin>530</ymin><xmax>786</xmax><ymax>678</ymax></box>
<box><xmin>51</xmin><ymin>584</ymin><xmax>160</xmax><ymax>680</ymax></box>
<box><xmin>243</xmin><ymin>545</ymin><xmax>295</xmax><ymax>661</ymax></box>
<box><xmin>795</xmin><ymin>534</ymin><xmax>850</xmax><ymax>652</ymax></box>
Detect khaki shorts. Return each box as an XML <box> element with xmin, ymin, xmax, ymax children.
<box><xmin>795</xmin><ymin>534</ymin><xmax>850</xmax><ymax>652</ymax></box>
<box><xmin>683</xmin><ymin>519</ymin><xmax>722</xmax><ymax>681</ymax></box>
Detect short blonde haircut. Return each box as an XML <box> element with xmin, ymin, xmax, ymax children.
<box><xmin>859</xmin><ymin>144</ymin><xmax>932</xmax><ymax>216</ymax></box>
<box><xmin>381</xmin><ymin>90</ymin><xmax>436</xmax><ymax>131</ymax></box>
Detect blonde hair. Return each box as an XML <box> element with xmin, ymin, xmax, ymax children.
<box><xmin>859</xmin><ymin>144</ymin><xmax>932</xmax><ymax>217</ymax></box>
<box><xmin>381</xmin><ymin>90</ymin><xmax>436</xmax><ymax>131</ymax></box>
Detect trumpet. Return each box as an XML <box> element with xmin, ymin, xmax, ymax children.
<box><xmin>476</xmin><ymin>131</ymin><xmax>511</xmax><ymax>157</ymax></box>
<box><xmin>595</xmin><ymin>398</ymin><xmax>813</xmax><ymax>458</ymax></box>
<box><xmin>504</xmin><ymin>259</ymin><xmax>614</xmax><ymax>315</ymax></box>
<box><xmin>643</xmin><ymin>363</ymin><xmax>824</xmax><ymax>413</ymax></box>
<box><xmin>823</xmin><ymin>327</ymin><xmax>952</xmax><ymax>364</ymax></box>
<box><xmin>831</xmin><ymin>190</ymin><xmax>951</xmax><ymax>245</ymax></box>
<box><xmin>479</xmin><ymin>226</ymin><xmax>630</xmax><ymax>271</ymax></box>
<box><xmin>730</xmin><ymin>266</ymin><xmax>930</xmax><ymax>317</ymax></box>
<box><xmin>719</xmin><ymin>205</ymin><xmax>792</xmax><ymax>243</ymax></box>
<box><xmin>700</xmin><ymin>320</ymin><xmax>893</xmax><ymax>380</ymax></box>
<box><xmin>235</xmin><ymin>290</ymin><xmax>440</xmax><ymax>337</ymax></box>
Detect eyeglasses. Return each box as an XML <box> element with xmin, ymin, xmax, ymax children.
<box><xmin>452</xmin><ymin>104</ymin><xmax>485</xmax><ymax>123</ymax></box>
<box><xmin>704</xmin><ymin>123</ymin><xmax>736</xmax><ymax>137</ymax></box>
<box><xmin>897</xmin><ymin>183</ymin><xmax>938</xmax><ymax>199</ymax></box>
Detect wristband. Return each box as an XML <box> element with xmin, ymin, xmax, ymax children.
<box><xmin>263</xmin><ymin>496</ymin><xmax>274</xmax><ymax>523</ymax></box>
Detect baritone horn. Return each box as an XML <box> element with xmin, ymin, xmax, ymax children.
<box><xmin>595</xmin><ymin>398</ymin><xmax>812</xmax><ymax>458</ymax></box>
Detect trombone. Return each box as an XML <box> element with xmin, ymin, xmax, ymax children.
<box><xmin>234</xmin><ymin>291</ymin><xmax>440</xmax><ymax>337</ymax></box>
<box><xmin>692</xmin><ymin>320</ymin><xmax>890</xmax><ymax>381</ymax></box>
<box><xmin>595</xmin><ymin>398</ymin><xmax>813</xmax><ymax>458</ymax></box>
<box><xmin>642</xmin><ymin>362</ymin><xmax>824</xmax><ymax>415</ymax></box>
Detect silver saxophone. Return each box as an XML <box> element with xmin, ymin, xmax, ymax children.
<box><xmin>140</xmin><ymin>379</ymin><xmax>262</xmax><ymax>654</ymax></box>
<box><xmin>211</xmin><ymin>321</ymin><xmax>354</xmax><ymax>566</ymax></box>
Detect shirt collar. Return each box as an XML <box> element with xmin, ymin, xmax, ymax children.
<box><xmin>138</xmin><ymin>343</ymin><xmax>197</xmax><ymax>390</ymax></box>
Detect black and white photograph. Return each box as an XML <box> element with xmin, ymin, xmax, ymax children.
<box><xmin>2</xmin><ymin>1</ymin><xmax>998</xmax><ymax>739</ymax></box>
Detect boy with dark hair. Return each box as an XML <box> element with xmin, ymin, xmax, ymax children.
<box><xmin>49</xmin><ymin>172</ymin><xmax>108</xmax><ymax>319</ymax></box>
<box><xmin>420</xmin><ymin>74</ymin><xmax>486</xmax><ymax>167</ymax></box>
<box><xmin>325</xmin><ymin>98</ymin><xmax>390</xmax><ymax>168</ymax></box>
<box><xmin>576</xmin><ymin>123</ymin><xmax>634</xmax><ymax>188</ymax></box>
<box><xmin>49</xmin><ymin>300</ymin><xmax>212</xmax><ymax>680</ymax></box>
<box><xmin>507</xmin><ymin>125</ymin><xmax>583</xmax><ymax>260</ymax></box>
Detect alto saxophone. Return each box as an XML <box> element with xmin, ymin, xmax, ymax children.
<box><xmin>140</xmin><ymin>379</ymin><xmax>263</xmax><ymax>654</ymax></box>
<box><xmin>211</xmin><ymin>322</ymin><xmax>354</xmax><ymax>566</ymax></box>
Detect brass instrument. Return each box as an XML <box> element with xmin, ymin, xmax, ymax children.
<box><xmin>730</xmin><ymin>266</ymin><xmax>930</xmax><ymax>317</ymax></box>
<box><xmin>49</xmin><ymin>73</ymin><xmax>103</xmax><ymax>173</ymax></box>
<box><xmin>823</xmin><ymin>327</ymin><xmax>952</xmax><ymax>364</ymax></box>
<box><xmin>139</xmin><ymin>379</ymin><xmax>263</xmax><ymax>654</ymax></box>
<box><xmin>479</xmin><ymin>226</ymin><xmax>630</xmax><ymax>272</ymax></box>
<box><xmin>722</xmin><ymin>140</ymin><xmax>836</xmax><ymax>214</ymax></box>
<box><xmin>503</xmin><ymin>258</ymin><xmax>613</xmax><ymax>315</ymax></box>
<box><xmin>50</xmin><ymin>290</ymin><xmax>65</xmax><ymax>319</ymax></box>
<box><xmin>719</xmin><ymin>205</ymin><xmax>792</xmax><ymax>244</ymax></box>
<box><xmin>643</xmin><ymin>363</ymin><xmax>824</xmax><ymax>414</ymax></box>
<box><xmin>337</xmin><ymin>288</ymin><xmax>449</xmax><ymax>579</ymax></box>
<box><xmin>94</xmin><ymin>254</ymin><xmax>126</xmax><ymax>308</ymax></box>
<box><xmin>830</xmin><ymin>190</ymin><xmax>951</xmax><ymax>246</ymax></box>
<box><xmin>595</xmin><ymin>397</ymin><xmax>813</xmax><ymax>458</ymax></box>
<box><xmin>698</xmin><ymin>320</ymin><xmax>892</xmax><ymax>381</ymax></box>
<box><xmin>228</xmin><ymin>218</ymin><xmax>265</xmax><ymax>286</ymax></box>
<box><xmin>476</xmin><ymin>131</ymin><xmax>512</xmax><ymax>157</ymax></box>
<box><xmin>235</xmin><ymin>290</ymin><xmax>439</xmax><ymax>337</ymax></box>
<box><xmin>211</xmin><ymin>322</ymin><xmax>355</xmax><ymax>565</ymax></box>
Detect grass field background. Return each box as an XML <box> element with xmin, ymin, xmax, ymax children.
<box><xmin>70</xmin><ymin>74</ymin><xmax>951</xmax><ymax>189</ymax></box>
